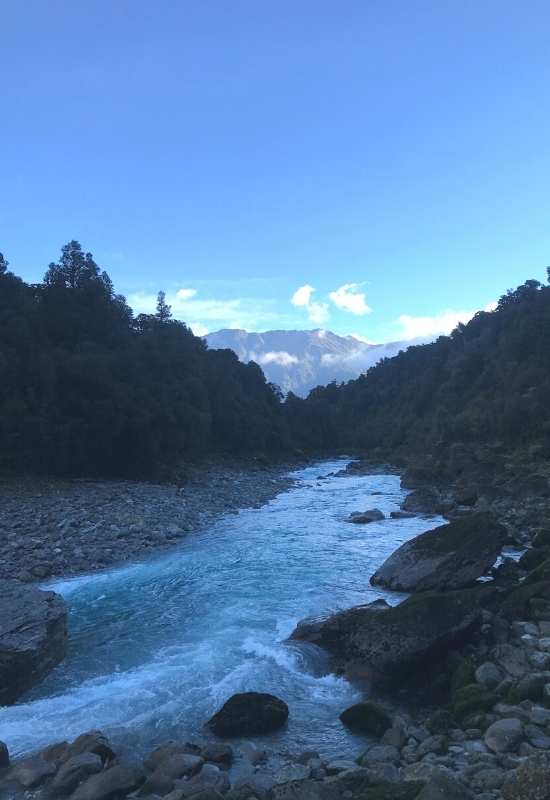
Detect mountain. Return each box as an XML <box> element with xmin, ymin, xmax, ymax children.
<box><xmin>205</xmin><ymin>328</ymin><xmax>419</xmax><ymax>396</ymax></box>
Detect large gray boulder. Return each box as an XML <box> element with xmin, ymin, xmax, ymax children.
<box><xmin>291</xmin><ymin>588</ymin><xmax>486</xmax><ymax>684</ymax></box>
<box><xmin>0</xmin><ymin>581</ymin><xmax>67</xmax><ymax>705</ymax></box>
<box><xmin>370</xmin><ymin>513</ymin><xmax>506</xmax><ymax>592</ymax></box>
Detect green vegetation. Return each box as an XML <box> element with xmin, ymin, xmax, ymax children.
<box><xmin>286</xmin><ymin>271</ymin><xmax>550</xmax><ymax>472</ymax></box>
<box><xmin>0</xmin><ymin>242</ymin><xmax>288</xmax><ymax>476</ymax></box>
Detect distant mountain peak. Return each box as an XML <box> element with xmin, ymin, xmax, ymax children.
<box><xmin>205</xmin><ymin>328</ymin><xmax>419</xmax><ymax>396</ymax></box>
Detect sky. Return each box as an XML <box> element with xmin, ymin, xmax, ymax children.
<box><xmin>1</xmin><ymin>0</ymin><xmax>550</xmax><ymax>343</ymax></box>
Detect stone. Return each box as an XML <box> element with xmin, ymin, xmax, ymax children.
<box><xmin>494</xmin><ymin>643</ymin><xmax>529</xmax><ymax>677</ymax></box>
<box><xmin>0</xmin><ymin>741</ymin><xmax>9</xmax><ymax>769</ymax></box>
<box><xmin>452</xmin><ymin>684</ymin><xmax>496</xmax><ymax>721</ymax></box>
<box><xmin>415</xmin><ymin>771</ymin><xmax>473</xmax><ymax>800</ymax></box>
<box><xmin>475</xmin><ymin>662</ymin><xmax>502</xmax><ymax>689</ymax></box>
<box><xmin>469</xmin><ymin>768</ymin><xmax>505</xmax><ymax>791</ymax></box>
<box><xmin>501</xmin><ymin>751</ymin><xmax>550</xmax><ymax>800</ymax></box>
<box><xmin>273</xmin><ymin>764</ymin><xmax>311</xmax><ymax>783</ymax></box>
<box><xmin>142</xmin><ymin>754</ymin><xmax>204</xmax><ymax>795</ymax></box>
<box><xmin>174</xmin><ymin>763</ymin><xmax>230</xmax><ymax>797</ymax></box>
<box><xmin>390</xmin><ymin>511</ymin><xmax>417</xmax><ymax>519</ymax></box>
<box><xmin>51</xmin><ymin>753</ymin><xmax>103</xmax><ymax>795</ymax></box>
<box><xmin>69</xmin><ymin>765</ymin><xmax>144</xmax><ymax>800</ymax></box>
<box><xmin>325</xmin><ymin>760</ymin><xmax>356</xmax><ymax>775</ymax></box>
<box><xmin>347</xmin><ymin>508</ymin><xmax>385</xmax><ymax>524</ymax></box>
<box><xmin>484</xmin><ymin>717</ymin><xmax>523</xmax><ymax>753</ymax></box>
<box><xmin>292</xmin><ymin>588</ymin><xmax>486</xmax><ymax>684</ymax></box>
<box><xmin>143</xmin><ymin>741</ymin><xmax>193</xmax><ymax>771</ymax></box>
<box><xmin>67</xmin><ymin>731</ymin><xmax>115</xmax><ymax>764</ymax></box>
<box><xmin>339</xmin><ymin>701</ymin><xmax>392</xmax><ymax>736</ymax></box>
<box><xmin>357</xmin><ymin>745</ymin><xmax>400</xmax><ymax>766</ymax></box>
<box><xmin>370</xmin><ymin>513</ymin><xmax>506</xmax><ymax>592</ymax></box>
<box><xmin>416</xmin><ymin>735</ymin><xmax>447</xmax><ymax>758</ymax></box>
<box><xmin>0</xmin><ymin>581</ymin><xmax>67</xmax><ymax>704</ymax></box>
<box><xmin>12</xmin><ymin>755</ymin><xmax>57</xmax><ymax>788</ymax></box>
<box><xmin>426</xmin><ymin>709</ymin><xmax>454</xmax><ymax>734</ymax></box>
<box><xmin>207</xmin><ymin>692</ymin><xmax>288</xmax><ymax>737</ymax></box>
<box><xmin>401</xmin><ymin>488</ymin><xmax>441</xmax><ymax>514</ymax></box>
<box><xmin>200</xmin><ymin>743</ymin><xmax>233</xmax><ymax>766</ymax></box>
<box><xmin>381</xmin><ymin>717</ymin><xmax>408</xmax><ymax>748</ymax></box>
<box><xmin>544</xmin><ymin>683</ymin><xmax>550</xmax><ymax>707</ymax></box>
<box><xmin>524</xmin><ymin>723</ymin><xmax>550</xmax><ymax>749</ymax></box>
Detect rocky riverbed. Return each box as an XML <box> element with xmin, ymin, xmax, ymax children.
<box><xmin>0</xmin><ymin>460</ymin><xmax>296</xmax><ymax>582</ymax></box>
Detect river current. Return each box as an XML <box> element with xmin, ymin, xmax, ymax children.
<box><xmin>0</xmin><ymin>460</ymin><xmax>446</xmax><ymax>761</ymax></box>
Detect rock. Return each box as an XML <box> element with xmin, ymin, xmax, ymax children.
<box><xmin>322</xmin><ymin>766</ymin><xmax>371</xmax><ymax>795</ymax></box>
<box><xmin>475</xmin><ymin>661</ymin><xmax>503</xmax><ymax>689</ymax></box>
<box><xmin>141</xmin><ymin>754</ymin><xmax>203</xmax><ymax>795</ymax></box>
<box><xmin>69</xmin><ymin>764</ymin><xmax>144</xmax><ymax>800</ymax></box>
<box><xmin>401</xmin><ymin>488</ymin><xmax>441</xmax><ymax>514</ymax></box>
<box><xmin>390</xmin><ymin>510</ymin><xmax>417</xmax><ymax>519</ymax></box>
<box><xmin>544</xmin><ymin>683</ymin><xmax>550</xmax><ymax>707</ymax></box>
<box><xmin>52</xmin><ymin>753</ymin><xmax>103</xmax><ymax>795</ymax></box>
<box><xmin>207</xmin><ymin>692</ymin><xmax>288</xmax><ymax>737</ymax></box>
<box><xmin>508</xmin><ymin>672</ymin><xmax>550</xmax><ymax>703</ymax></box>
<box><xmin>415</xmin><ymin>772</ymin><xmax>473</xmax><ymax>800</ymax></box>
<box><xmin>67</xmin><ymin>731</ymin><xmax>115</xmax><ymax>764</ymax></box>
<box><xmin>143</xmin><ymin>741</ymin><xmax>193</xmax><ymax>771</ymax></box>
<box><xmin>381</xmin><ymin>717</ymin><xmax>408</xmax><ymax>747</ymax></box>
<box><xmin>238</xmin><ymin>742</ymin><xmax>266</xmax><ymax>765</ymax></box>
<box><xmin>484</xmin><ymin>717</ymin><xmax>523</xmax><ymax>753</ymax></box>
<box><xmin>416</xmin><ymin>734</ymin><xmax>447</xmax><ymax>758</ymax></box>
<box><xmin>494</xmin><ymin>643</ymin><xmax>529</xmax><ymax>677</ymax></box>
<box><xmin>41</xmin><ymin>740</ymin><xmax>70</xmax><ymax>764</ymax></box>
<box><xmin>339</xmin><ymin>701</ymin><xmax>392</xmax><ymax>736</ymax></box>
<box><xmin>0</xmin><ymin>581</ymin><xmax>67</xmax><ymax>704</ymax></box>
<box><xmin>426</xmin><ymin>710</ymin><xmax>454</xmax><ymax>734</ymax></box>
<box><xmin>501</xmin><ymin>751</ymin><xmax>550</xmax><ymax>800</ymax></box>
<box><xmin>370</xmin><ymin>513</ymin><xmax>506</xmax><ymax>592</ymax></box>
<box><xmin>0</xmin><ymin>741</ymin><xmax>9</xmax><ymax>769</ymax></box>
<box><xmin>273</xmin><ymin>764</ymin><xmax>311</xmax><ymax>783</ymax></box>
<box><xmin>200</xmin><ymin>743</ymin><xmax>233</xmax><ymax>766</ymax></box>
<box><xmin>347</xmin><ymin>508</ymin><xmax>385</xmax><ymax>524</ymax></box>
<box><xmin>452</xmin><ymin>684</ymin><xmax>496</xmax><ymax>721</ymax></box>
<box><xmin>174</xmin><ymin>763</ymin><xmax>230</xmax><ymax>797</ymax></box>
<box><xmin>358</xmin><ymin>745</ymin><xmax>400</xmax><ymax>765</ymax></box>
<box><xmin>12</xmin><ymin>755</ymin><xmax>57</xmax><ymax>788</ymax></box>
<box><xmin>469</xmin><ymin>768</ymin><xmax>505</xmax><ymax>791</ymax></box>
<box><xmin>291</xmin><ymin>588</ymin><xmax>485</xmax><ymax>684</ymax></box>
<box><xmin>524</xmin><ymin>723</ymin><xmax>550</xmax><ymax>749</ymax></box>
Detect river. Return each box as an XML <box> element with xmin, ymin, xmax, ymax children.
<box><xmin>0</xmin><ymin>459</ymin><xmax>446</xmax><ymax>761</ymax></box>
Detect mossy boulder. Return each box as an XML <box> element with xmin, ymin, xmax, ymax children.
<box><xmin>291</xmin><ymin>587</ymin><xmax>490</xmax><ymax>685</ymax></box>
<box><xmin>339</xmin><ymin>701</ymin><xmax>392</xmax><ymax>736</ymax></box>
<box><xmin>525</xmin><ymin>557</ymin><xmax>550</xmax><ymax>585</ymax></box>
<box><xmin>532</xmin><ymin>529</ymin><xmax>550</xmax><ymax>549</ymax></box>
<box><xmin>450</xmin><ymin>657</ymin><xmax>476</xmax><ymax>694</ymax></box>
<box><xmin>357</xmin><ymin>782</ymin><xmax>424</xmax><ymax>800</ymax></box>
<box><xmin>502</xmin><ymin>580</ymin><xmax>550</xmax><ymax>620</ymax></box>
<box><xmin>370</xmin><ymin>513</ymin><xmax>506</xmax><ymax>592</ymax></box>
<box><xmin>452</xmin><ymin>683</ymin><xmax>496</xmax><ymax>721</ymax></box>
<box><xmin>518</xmin><ymin>547</ymin><xmax>549</xmax><ymax>572</ymax></box>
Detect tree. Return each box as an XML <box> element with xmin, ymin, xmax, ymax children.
<box><xmin>0</xmin><ymin>253</ymin><xmax>8</xmax><ymax>275</ymax></box>
<box><xmin>44</xmin><ymin>240</ymin><xmax>101</xmax><ymax>289</ymax></box>
<box><xmin>155</xmin><ymin>290</ymin><xmax>172</xmax><ymax>322</ymax></box>
<box><xmin>547</xmin><ymin>266</ymin><xmax>550</xmax><ymax>284</ymax></box>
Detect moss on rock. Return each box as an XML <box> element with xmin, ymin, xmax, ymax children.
<box><xmin>452</xmin><ymin>683</ymin><xmax>496</xmax><ymax>721</ymax></box>
<box><xmin>340</xmin><ymin>701</ymin><xmax>392</xmax><ymax>736</ymax></box>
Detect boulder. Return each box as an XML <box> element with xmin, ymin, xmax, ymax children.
<box><xmin>12</xmin><ymin>755</ymin><xmax>57</xmax><ymax>789</ymax></box>
<box><xmin>0</xmin><ymin>581</ymin><xmax>67</xmax><ymax>704</ymax></box>
<box><xmin>141</xmin><ymin>753</ymin><xmax>203</xmax><ymax>795</ymax></box>
<box><xmin>401</xmin><ymin>488</ymin><xmax>440</xmax><ymax>514</ymax></box>
<box><xmin>173</xmin><ymin>763</ymin><xmax>230</xmax><ymax>797</ymax></box>
<box><xmin>484</xmin><ymin>717</ymin><xmax>523</xmax><ymax>753</ymax></box>
<box><xmin>347</xmin><ymin>509</ymin><xmax>385</xmax><ymax>524</ymax></box>
<box><xmin>501</xmin><ymin>751</ymin><xmax>550</xmax><ymax>800</ymax></box>
<box><xmin>416</xmin><ymin>772</ymin><xmax>473</xmax><ymax>800</ymax></box>
<box><xmin>475</xmin><ymin>661</ymin><xmax>503</xmax><ymax>689</ymax></box>
<box><xmin>291</xmin><ymin>588</ymin><xmax>485</xmax><ymax>684</ymax></box>
<box><xmin>390</xmin><ymin>510</ymin><xmax>417</xmax><ymax>519</ymax></box>
<box><xmin>144</xmin><ymin>741</ymin><xmax>193</xmax><ymax>771</ymax></box>
<box><xmin>207</xmin><ymin>692</ymin><xmax>288</xmax><ymax>737</ymax></box>
<box><xmin>200</xmin><ymin>743</ymin><xmax>233</xmax><ymax>766</ymax></box>
<box><xmin>69</xmin><ymin>764</ymin><xmax>144</xmax><ymax>800</ymax></box>
<box><xmin>66</xmin><ymin>731</ymin><xmax>115</xmax><ymax>765</ymax></box>
<box><xmin>339</xmin><ymin>701</ymin><xmax>392</xmax><ymax>736</ymax></box>
<box><xmin>370</xmin><ymin>513</ymin><xmax>506</xmax><ymax>592</ymax></box>
<box><xmin>0</xmin><ymin>741</ymin><xmax>9</xmax><ymax>769</ymax></box>
<box><xmin>51</xmin><ymin>753</ymin><xmax>103</xmax><ymax>795</ymax></box>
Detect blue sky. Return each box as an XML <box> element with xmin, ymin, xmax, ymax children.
<box><xmin>1</xmin><ymin>1</ymin><xmax>549</xmax><ymax>342</ymax></box>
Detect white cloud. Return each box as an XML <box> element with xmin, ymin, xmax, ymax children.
<box><xmin>484</xmin><ymin>300</ymin><xmax>498</xmax><ymax>312</ymax></box>
<box><xmin>177</xmin><ymin>288</ymin><xmax>197</xmax><ymax>300</ymax></box>
<box><xmin>191</xmin><ymin>322</ymin><xmax>209</xmax><ymax>337</ymax></box>
<box><xmin>329</xmin><ymin>283</ymin><xmax>372</xmax><ymax>316</ymax></box>
<box><xmin>291</xmin><ymin>284</ymin><xmax>315</xmax><ymax>307</ymax></box>
<box><xmin>256</xmin><ymin>351</ymin><xmax>299</xmax><ymax>367</ymax></box>
<box><xmin>350</xmin><ymin>333</ymin><xmax>377</xmax><ymax>345</ymax></box>
<box><xmin>290</xmin><ymin>284</ymin><xmax>329</xmax><ymax>324</ymax></box>
<box><xmin>396</xmin><ymin>309</ymin><xmax>476</xmax><ymax>340</ymax></box>
<box><xmin>127</xmin><ymin>289</ymin><xmax>278</xmax><ymax>331</ymax></box>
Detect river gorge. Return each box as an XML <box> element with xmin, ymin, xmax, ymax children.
<box><xmin>0</xmin><ymin>460</ymin><xmax>446</xmax><ymax>763</ymax></box>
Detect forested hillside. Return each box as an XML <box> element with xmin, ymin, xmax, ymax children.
<box><xmin>286</xmin><ymin>272</ymin><xmax>550</xmax><ymax>468</ymax></box>
<box><xmin>0</xmin><ymin>242</ymin><xmax>288</xmax><ymax>476</ymax></box>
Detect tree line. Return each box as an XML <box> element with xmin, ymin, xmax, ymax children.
<box><xmin>1</xmin><ymin>241</ymin><xmax>549</xmax><ymax>478</ymax></box>
<box><xmin>0</xmin><ymin>242</ymin><xmax>288</xmax><ymax>476</ymax></box>
<box><xmin>286</xmin><ymin>269</ymin><xmax>550</xmax><ymax>472</ymax></box>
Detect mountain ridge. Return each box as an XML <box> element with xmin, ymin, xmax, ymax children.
<box><xmin>205</xmin><ymin>328</ymin><xmax>421</xmax><ymax>396</ymax></box>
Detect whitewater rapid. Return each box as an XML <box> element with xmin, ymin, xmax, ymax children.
<box><xmin>0</xmin><ymin>460</ymin><xmax>446</xmax><ymax>760</ymax></box>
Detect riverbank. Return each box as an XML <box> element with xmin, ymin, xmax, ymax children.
<box><xmin>0</xmin><ymin>459</ymin><xmax>299</xmax><ymax>582</ymax></box>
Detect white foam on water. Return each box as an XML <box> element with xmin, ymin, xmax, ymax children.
<box><xmin>0</xmin><ymin>459</ymin><xmax>446</xmax><ymax>760</ymax></box>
